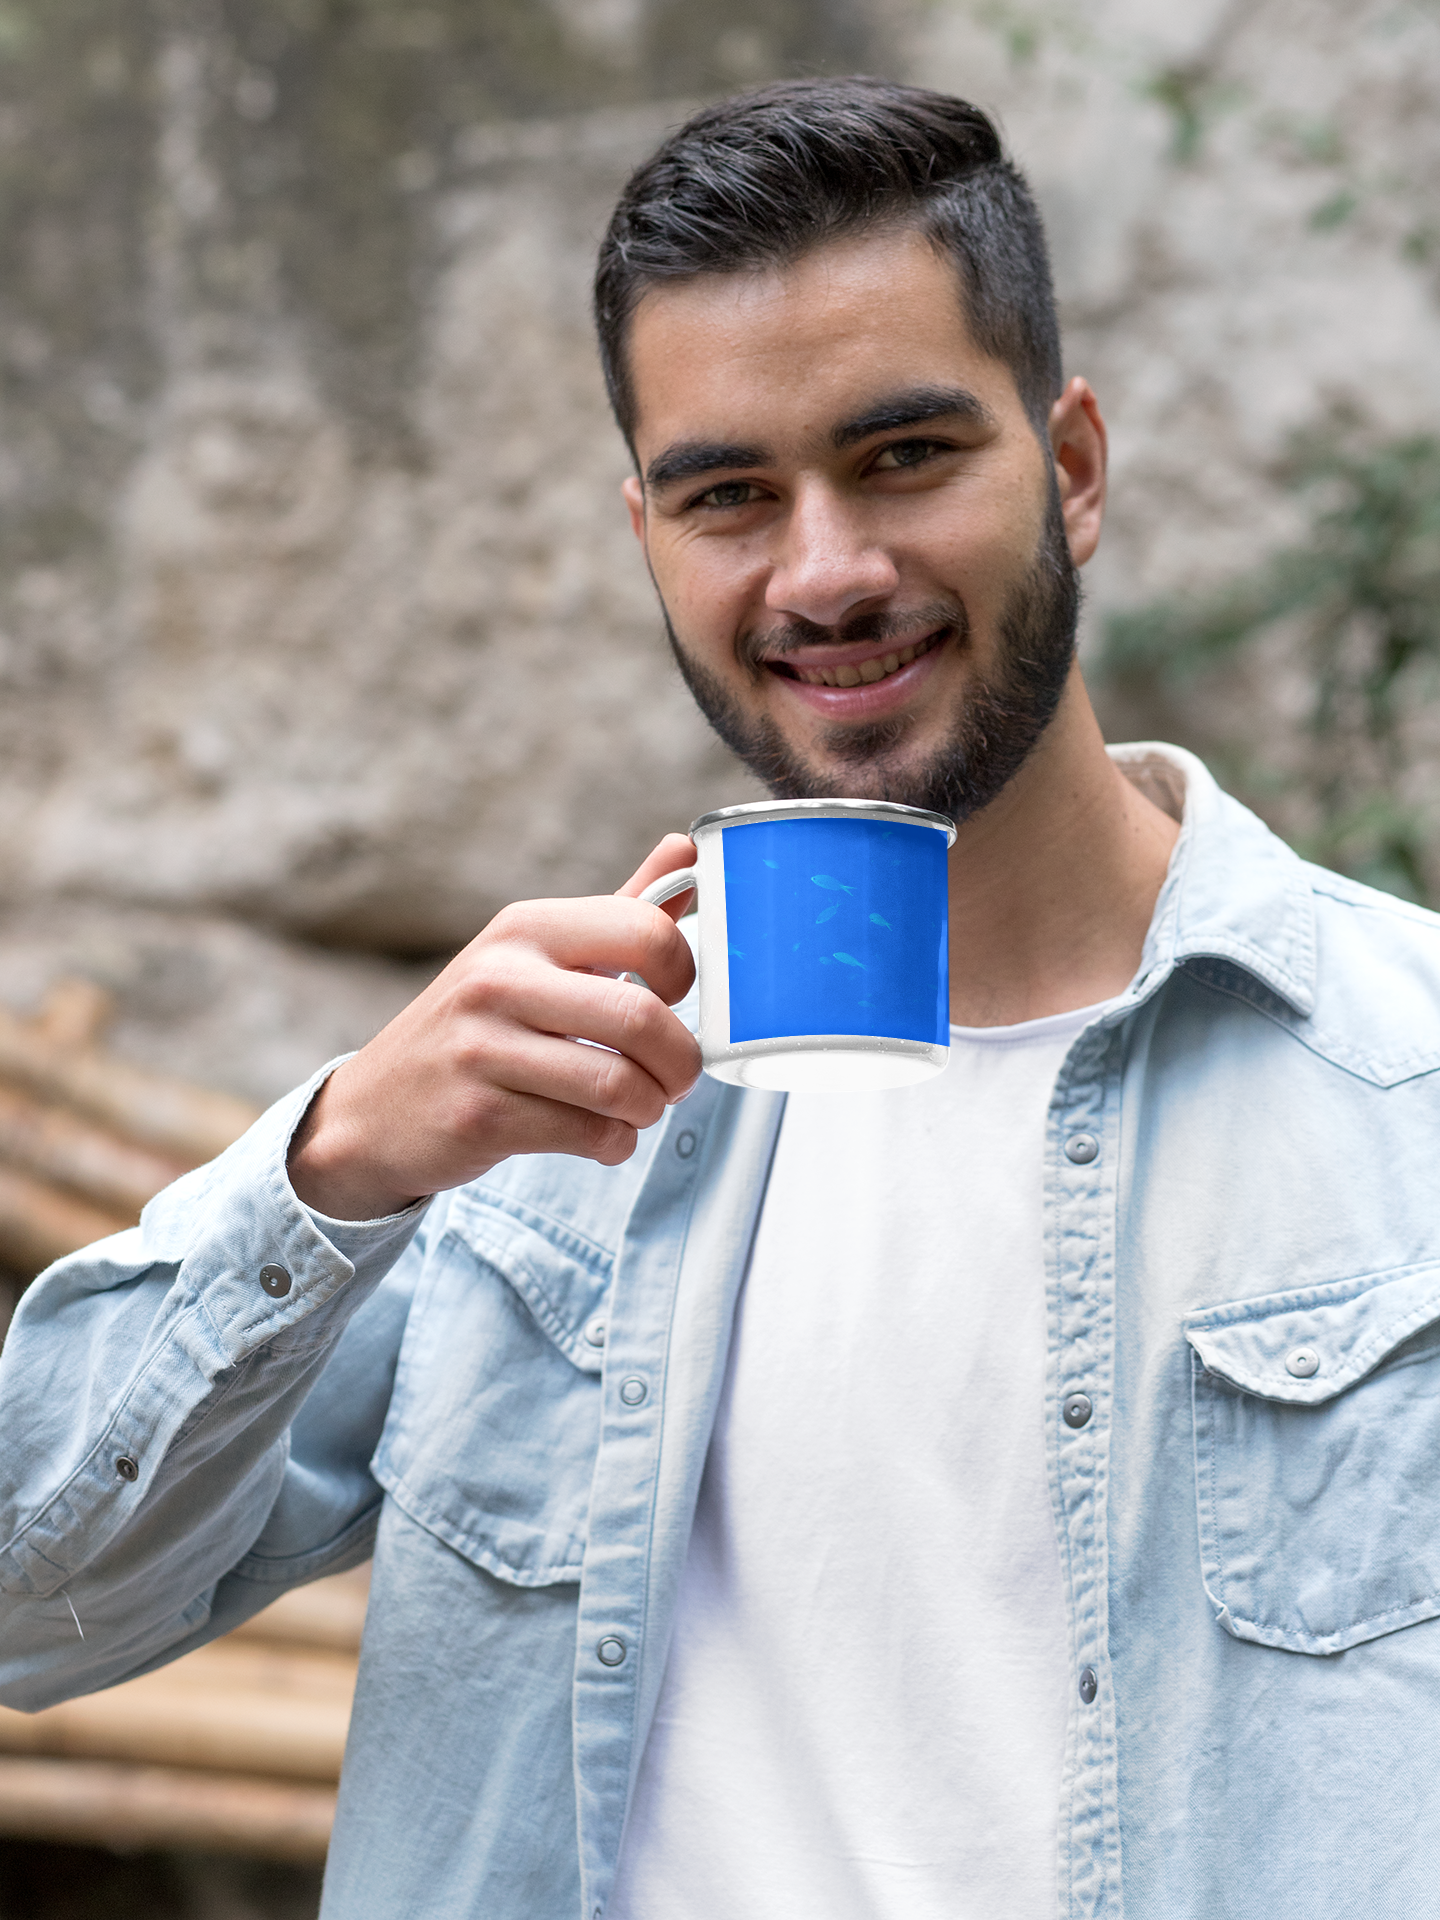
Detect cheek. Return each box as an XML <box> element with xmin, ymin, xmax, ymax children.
<box><xmin>921</xmin><ymin>491</ymin><xmax>1043</xmax><ymax>611</ymax></box>
<box><xmin>653</xmin><ymin>533</ymin><xmax>764</xmax><ymax>636</ymax></box>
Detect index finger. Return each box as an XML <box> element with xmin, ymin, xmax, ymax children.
<box><xmin>617</xmin><ymin>834</ymin><xmax>697</xmax><ymax>923</ymax></box>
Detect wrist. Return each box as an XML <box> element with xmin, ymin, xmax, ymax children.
<box><xmin>287</xmin><ymin>1072</ymin><xmax>425</xmax><ymax>1221</ymax></box>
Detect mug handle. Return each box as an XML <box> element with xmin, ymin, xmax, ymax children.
<box><xmin>638</xmin><ymin>867</ymin><xmax>699</xmax><ymax>912</ymax></box>
<box><xmin>628</xmin><ymin>867</ymin><xmax>700</xmax><ymax>990</ymax></box>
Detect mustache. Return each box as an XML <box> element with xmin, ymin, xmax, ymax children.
<box><xmin>740</xmin><ymin>599</ymin><xmax>968</xmax><ymax>674</ymax></box>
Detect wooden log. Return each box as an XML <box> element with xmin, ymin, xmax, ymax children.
<box><xmin>0</xmin><ymin>1657</ymin><xmax>352</xmax><ymax>1781</ymax></box>
<box><xmin>233</xmin><ymin>1567</ymin><xmax>371</xmax><ymax>1654</ymax></box>
<box><xmin>0</xmin><ymin>1756</ymin><xmax>334</xmax><ymax>1863</ymax></box>
<box><xmin>134</xmin><ymin>1638</ymin><xmax>358</xmax><ymax>1705</ymax></box>
<box><xmin>0</xmin><ymin>1083</ymin><xmax>187</xmax><ymax>1219</ymax></box>
<box><xmin>0</xmin><ymin>997</ymin><xmax>260</xmax><ymax>1166</ymax></box>
<box><xmin>29</xmin><ymin>979</ymin><xmax>117</xmax><ymax>1052</ymax></box>
<box><xmin>0</xmin><ymin>1163</ymin><xmax>133</xmax><ymax>1278</ymax></box>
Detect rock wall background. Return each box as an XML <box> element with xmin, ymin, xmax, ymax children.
<box><xmin>0</xmin><ymin>0</ymin><xmax>1436</xmax><ymax>1101</ymax></box>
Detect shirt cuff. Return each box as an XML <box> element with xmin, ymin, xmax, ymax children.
<box><xmin>301</xmin><ymin>1198</ymin><xmax>430</xmax><ymax>1281</ymax></box>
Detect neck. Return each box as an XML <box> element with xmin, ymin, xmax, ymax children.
<box><xmin>944</xmin><ymin>665</ymin><xmax>1179</xmax><ymax>1027</ymax></box>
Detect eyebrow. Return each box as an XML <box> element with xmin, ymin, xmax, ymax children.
<box><xmin>645</xmin><ymin>440</ymin><xmax>772</xmax><ymax>492</ymax></box>
<box><xmin>643</xmin><ymin>384</ymin><xmax>996</xmax><ymax>494</ymax></box>
<box><xmin>830</xmin><ymin>384</ymin><xmax>995</xmax><ymax>449</ymax></box>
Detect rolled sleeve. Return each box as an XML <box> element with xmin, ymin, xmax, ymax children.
<box><xmin>0</xmin><ymin>1059</ymin><xmax>421</xmax><ymax>1700</ymax></box>
<box><xmin>302</xmin><ymin>1198</ymin><xmax>431</xmax><ymax>1284</ymax></box>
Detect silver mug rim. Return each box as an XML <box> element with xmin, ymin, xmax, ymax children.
<box><xmin>689</xmin><ymin>797</ymin><xmax>957</xmax><ymax>847</ymax></box>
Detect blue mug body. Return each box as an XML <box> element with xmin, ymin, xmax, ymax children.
<box><xmin>643</xmin><ymin>800</ymin><xmax>954</xmax><ymax>1092</ymax></box>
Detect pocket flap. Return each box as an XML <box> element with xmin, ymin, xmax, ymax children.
<box><xmin>449</xmin><ymin>1188</ymin><xmax>613</xmax><ymax>1374</ymax></box>
<box><xmin>1186</xmin><ymin>1260</ymin><xmax>1440</xmax><ymax>1404</ymax></box>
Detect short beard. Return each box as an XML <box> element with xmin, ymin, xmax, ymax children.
<box><xmin>664</xmin><ymin>486</ymin><xmax>1081</xmax><ymax>824</ymax></box>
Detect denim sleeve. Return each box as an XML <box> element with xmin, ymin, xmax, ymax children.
<box><xmin>0</xmin><ymin>1060</ymin><xmax>428</xmax><ymax>1709</ymax></box>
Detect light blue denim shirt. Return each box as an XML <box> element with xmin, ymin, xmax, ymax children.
<box><xmin>4</xmin><ymin>743</ymin><xmax>1440</xmax><ymax>1919</ymax></box>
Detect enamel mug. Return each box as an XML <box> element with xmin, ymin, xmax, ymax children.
<box><xmin>640</xmin><ymin>799</ymin><xmax>956</xmax><ymax>1092</ymax></box>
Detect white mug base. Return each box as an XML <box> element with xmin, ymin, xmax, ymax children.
<box><xmin>704</xmin><ymin>1035</ymin><xmax>949</xmax><ymax>1093</ymax></box>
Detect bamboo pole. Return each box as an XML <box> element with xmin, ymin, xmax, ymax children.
<box><xmin>0</xmin><ymin>1756</ymin><xmax>334</xmax><ymax>1863</ymax></box>
<box><xmin>233</xmin><ymin>1567</ymin><xmax>371</xmax><ymax>1654</ymax></box>
<box><xmin>138</xmin><ymin>1638</ymin><xmax>359</xmax><ymax>1704</ymax></box>
<box><xmin>0</xmin><ymin>1572</ymin><xmax>369</xmax><ymax>1855</ymax></box>
<box><xmin>0</xmin><ymin>995</ymin><xmax>260</xmax><ymax>1166</ymax></box>
<box><xmin>0</xmin><ymin>983</ymin><xmax>357</xmax><ymax>1858</ymax></box>
<box><xmin>0</xmin><ymin>1082</ymin><xmax>187</xmax><ymax>1219</ymax></box>
<box><xmin>28</xmin><ymin>979</ymin><xmax>117</xmax><ymax>1052</ymax></box>
<box><xmin>0</xmin><ymin>1650</ymin><xmax>352</xmax><ymax>1780</ymax></box>
<box><xmin>0</xmin><ymin>1162</ymin><xmax>132</xmax><ymax>1277</ymax></box>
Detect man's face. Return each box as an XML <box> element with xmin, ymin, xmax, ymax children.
<box><xmin>622</xmin><ymin>225</ymin><xmax>1096</xmax><ymax>819</ymax></box>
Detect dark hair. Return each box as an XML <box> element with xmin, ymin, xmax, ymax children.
<box><xmin>594</xmin><ymin>77</ymin><xmax>1062</xmax><ymax>448</ymax></box>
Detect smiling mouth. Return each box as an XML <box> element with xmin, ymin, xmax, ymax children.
<box><xmin>766</xmin><ymin>629</ymin><xmax>944</xmax><ymax>689</ymax></box>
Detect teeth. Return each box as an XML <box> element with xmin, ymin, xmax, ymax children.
<box><xmin>787</xmin><ymin>630</ymin><xmax>939</xmax><ymax>688</ymax></box>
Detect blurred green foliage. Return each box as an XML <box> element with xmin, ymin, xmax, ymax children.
<box><xmin>1098</xmin><ymin>432</ymin><xmax>1440</xmax><ymax>902</ymax></box>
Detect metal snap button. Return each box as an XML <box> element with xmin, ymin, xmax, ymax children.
<box><xmin>584</xmin><ymin>1317</ymin><xmax>607</xmax><ymax>1348</ymax></box>
<box><xmin>1063</xmin><ymin>1393</ymin><xmax>1093</xmax><ymax>1429</ymax></box>
<box><xmin>619</xmin><ymin>1377</ymin><xmax>647</xmax><ymax>1407</ymax></box>
<box><xmin>1064</xmin><ymin>1133</ymin><xmax>1099</xmax><ymax>1165</ymax></box>
<box><xmin>596</xmin><ymin>1635</ymin><xmax>627</xmax><ymax>1667</ymax></box>
<box><xmin>1285</xmin><ymin>1346</ymin><xmax>1320</xmax><ymax>1378</ymax></box>
<box><xmin>259</xmin><ymin>1263</ymin><xmax>292</xmax><ymax>1298</ymax></box>
<box><xmin>675</xmin><ymin>1129</ymin><xmax>697</xmax><ymax>1160</ymax></box>
<box><xmin>1079</xmin><ymin>1666</ymin><xmax>1098</xmax><ymax>1704</ymax></box>
<box><xmin>115</xmin><ymin>1456</ymin><xmax>139</xmax><ymax>1482</ymax></box>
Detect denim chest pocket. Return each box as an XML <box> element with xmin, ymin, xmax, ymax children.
<box><xmin>1187</xmin><ymin>1261</ymin><xmax>1440</xmax><ymax>1654</ymax></box>
<box><xmin>372</xmin><ymin>1192</ymin><xmax>611</xmax><ymax>1587</ymax></box>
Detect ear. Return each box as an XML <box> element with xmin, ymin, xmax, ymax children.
<box><xmin>1048</xmin><ymin>377</ymin><xmax>1107</xmax><ymax>568</ymax></box>
<box><xmin>622</xmin><ymin>475</ymin><xmax>646</xmax><ymax>543</ymax></box>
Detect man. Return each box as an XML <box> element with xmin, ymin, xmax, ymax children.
<box><xmin>2</xmin><ymin>76</ymin><xmax>1439</xmax><ymax>1920</ymax></box>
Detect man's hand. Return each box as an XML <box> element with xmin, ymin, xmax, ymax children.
<box><xmin>288</xmin><ymin>835</ymin><xmax>701</xmax><ymax>1220</ymax></box>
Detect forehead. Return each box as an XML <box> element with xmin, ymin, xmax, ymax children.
<box><xmin>625</xmin><ymin>226</ymin><xmax>1024</xmax><ymax>455</ymax></box>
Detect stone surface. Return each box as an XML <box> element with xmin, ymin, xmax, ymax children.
<box><xmin>0</xmin><ymin>2</ymin><xmax>897</xmax><ymax>958</ymax></box>
<box><xmin>0</xmin><ymin>91</ymin><xmax>762</xmax><ymax>954</ymax></box>
<box><xmin>0</xmin><ymin>0</ymin><xmax>1435</xmax><ymax>1016</ymax></box>
<box><xmin>913</xmin><ymin>0</ymin><xmax>1440</xmax><ymax>620</ymax></box>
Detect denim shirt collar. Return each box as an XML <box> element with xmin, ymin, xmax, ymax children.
<box><xmin>1110</xmin><ymin>742</ymin><xmax>1317</xmax><ymax>1019</ymax></box>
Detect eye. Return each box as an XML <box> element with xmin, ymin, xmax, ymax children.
<box><xmin>870</xmin><ymin>438</ymin><xmax>946</xmax><ymax>472</ymax></box>
<box><xmin>691</xmin><ymin>479</ymin><xmax>763</xmax><ymax>510</ymax></box>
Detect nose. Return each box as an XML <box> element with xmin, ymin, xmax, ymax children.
<box><xmin>765</xmin><ymin>479</ymin><xmax>899</xmax><ymax>629</ymax></box>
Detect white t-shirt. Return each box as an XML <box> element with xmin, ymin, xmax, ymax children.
<box><xmin>610</xmin><ymin>1001</ymin><xmax>1112</xmax><ymax>1920</ymax></box>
